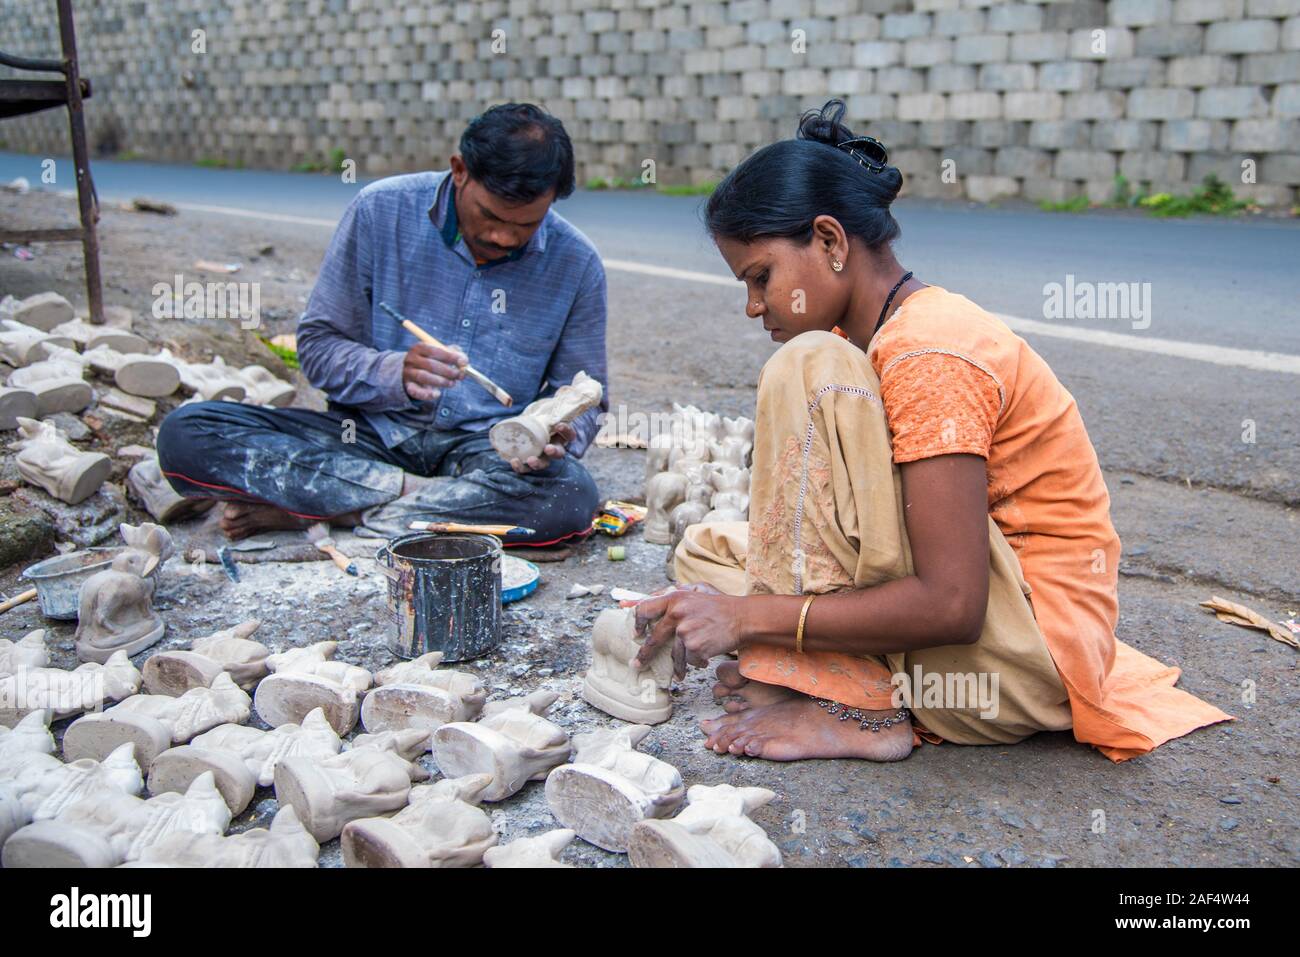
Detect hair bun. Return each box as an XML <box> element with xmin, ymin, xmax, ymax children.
<box><xmin>797</xmin><ymin>99</ymin><xmax>854</xmax><ymax>148</ymax></box>
<box><xmin>798</xmin><ymin>98</ymin><xmax>901</xmax><ymax>203</ymax></box>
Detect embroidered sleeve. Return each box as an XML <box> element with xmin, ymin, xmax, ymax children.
<box><xmin>879</xmin><ymin>351</ymin><xmax>1003</xmax><ymax>463</ymax></box>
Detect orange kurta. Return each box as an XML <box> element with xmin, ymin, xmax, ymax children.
<box><xmin>864</xmin><ymin>286</ymin><xmax>1231</xmax><ymax>760</ymax></box>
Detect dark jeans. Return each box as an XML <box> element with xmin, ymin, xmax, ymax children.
<box><xmin>155</xmin><ymin>401</ymin><xmax>601</xmax><ymax>545</ymax></box>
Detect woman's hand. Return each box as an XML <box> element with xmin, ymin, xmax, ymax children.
<box><xmin>634</xmin><ymin>583</ymin><xmax>745</xmax><ymax>678</ymax></box>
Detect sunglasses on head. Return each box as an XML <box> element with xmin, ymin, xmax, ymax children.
<box><xmin>838</xmin><ymin>135</ymin><xmax>889</xmax><ymax>173</ymax></box>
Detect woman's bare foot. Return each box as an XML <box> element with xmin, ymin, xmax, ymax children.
<box><xmin>699</xmin><ymin>695</ymin><xmax>914</xmax><ymax>762</ymax></box>
<box><xmin>711</xmin><ymin>660</ymin><xmax>798</xmax><ymax>713</ymax></box>
<box><xmin>219</xmin><ymin>503</ymin><xmax>312</xmax><ymax>540</ymax></box>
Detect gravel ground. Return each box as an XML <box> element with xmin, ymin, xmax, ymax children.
<box><xmin>1</xmin><ymin>189</ymin><xmax>1295</xmax><ymax>868</ymax></box>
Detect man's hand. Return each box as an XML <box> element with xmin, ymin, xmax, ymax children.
<box><xmin>403</xmin><ymin>343</ymin><xmax>467</xmax><ymax>402</ymax></box>
<box><xmin>633</xmin><ymin>583</ymin><xmax>743</xmax><ymax>679</ymax></box>
<box><xmin>508</xmin><ymin>422</ymin><xmax>577</xmax><ymax>474</ymax></box>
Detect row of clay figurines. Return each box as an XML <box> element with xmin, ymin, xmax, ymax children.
<box><xmin>1</xmin><ymin>290</ymin><xmax>293</xmax><ymax>431</ymax></box>
<box><xmin>644</xmin><ymin>404</ymin><xmax>754</xmax><ymax>559</ymax></box>
<box><xmin>0</xmin><ymin>608</ymin><xmax>780</xmax><ymax>867</ymax></box>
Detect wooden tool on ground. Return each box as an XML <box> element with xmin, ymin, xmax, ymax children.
<box><xmin>0</xmin><ymin>588</ymin><xmax>37</xmax><ymax>615</ymax></box>
<box><xmin>306</xmin><ymin>523</ymin><xmax>359</xmax><ymax>576</ymax></box>
<box><xmin>408</xmin><ymin>520</ymin><xmax>535</xmax><ymax>538</ymax></box>
<box><xmin>378</xmin><ymin>302</ymin><xmax>514</xmax><ymax>407</ymax></box>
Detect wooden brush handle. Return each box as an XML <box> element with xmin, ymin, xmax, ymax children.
<box><xmin>0</xmin><ymin>588</ymin><xmax>37</xmax><ymax>615</ymax></box>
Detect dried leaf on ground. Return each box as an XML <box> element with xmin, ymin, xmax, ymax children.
<box><xmin>1200</xmin><ymin>596</ymin><xmax>1298</xmax><ymax>650</ymax></box>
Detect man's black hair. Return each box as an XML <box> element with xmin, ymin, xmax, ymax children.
<box><xmin>459</xmin><ymin>103</ymin><xmax>576</xmax><ymax>203</ymax></box>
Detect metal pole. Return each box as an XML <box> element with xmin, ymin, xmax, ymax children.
<box><xmin>57</xmin><ymin>0</ymin><xmax>104</xmax><ymax>324</ymax></box>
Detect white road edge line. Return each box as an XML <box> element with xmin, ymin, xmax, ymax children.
<box><xmin>603</xmin><ymin>258</ymin><xmax>1300</xmax><ymax>376</ymax></box>
<box><xmin>129</xmin><ymin>202</ymin><xmax>1300</xmax><ymax>377</ymax></box>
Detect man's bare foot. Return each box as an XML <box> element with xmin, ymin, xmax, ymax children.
<box><xmin>699</xmin><ymin>695</ymin><xmax>914</xmax><ymax>762</ymax></box>
<box><xmin>711</xmin><ymin>660</ymin><xmax>798</xmax><ymax>713</ymax></box>
<box><xmin>220</xmin><ymin>503</ymin><xmax>312</xmax><ymax>540</ymax></box>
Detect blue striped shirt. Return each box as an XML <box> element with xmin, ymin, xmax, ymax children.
<box><xmin>297</xmin><ymin>170</ymin><xmax>609</xmax><ymax>456</ymax></box>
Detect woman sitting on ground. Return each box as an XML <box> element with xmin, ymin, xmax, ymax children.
<box><xmin>634</xmin><ymin>100</ymin><xmax>1230</xmax><ymax>763</ymax></box>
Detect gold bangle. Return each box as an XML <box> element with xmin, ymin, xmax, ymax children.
<box><xmin>796</xmin><ymin>594</ymin><xmax>817</xmax><ymax>654</ymax></box>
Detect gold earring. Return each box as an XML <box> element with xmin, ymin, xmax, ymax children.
<box><xmin>831</xmin><ymin>259</ymin><xmax>843</xmax><ymax>272</ymax></box>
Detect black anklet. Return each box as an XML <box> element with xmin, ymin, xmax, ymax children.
<box><xmin>814</xmin><ymin>698</ymin><xmax>910</xmax><ymax>732</ymax></box>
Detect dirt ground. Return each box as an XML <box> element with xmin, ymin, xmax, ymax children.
<box><xmin>1</xmin><ymin>189</ymin><xmax>1295</xmax><ymax>868</ymax></box>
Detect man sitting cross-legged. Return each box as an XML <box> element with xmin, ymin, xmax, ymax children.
<box><xmin>156</xmin><ymin>103</ymin><xmax>608</xmax><ymax>548</ymax></box>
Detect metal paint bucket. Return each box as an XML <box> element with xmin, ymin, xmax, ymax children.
<box><xmin>375</xmin><ymin>532</ymin><xmax>502</xmax><ymax>662</ymax></box>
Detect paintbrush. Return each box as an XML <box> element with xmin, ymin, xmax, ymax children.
<box><xmin>378</xmin><ymin>301</ymin><xmax>514</xmax><ymax>407</ymax></box>
<box><xmin>408</xmin><ymin>520</ymin><xmax>535</xmax><ymax>538</ymax></box>
<box><xmin>306</xmin><ymin>523</ymin><xmax>359</xmax><ymax>576</ymax></box>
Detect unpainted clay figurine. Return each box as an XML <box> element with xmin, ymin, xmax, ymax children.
<box><xmin>0</xmin><ymin>782</ymin><xmax>23</xmax><ymax>847</ymax></box>
<box><xmin>704</xmin><ymin>465</ymin><xmax>751</xmax><ymax>522</ymax></box>
<box><xmin>643</xmin><ymin>469</ymin><xmax>688</xmax><ymax>545</ymax></box>
<box><xmin>1</xmin><ymin>738</ymin><xmax>144</xmax><ymax>832</ymax></box>
<box><xmin>644</xmin><ymin>429</ymin><xmax>676</xmax><ymax>485</ymax></box>
<box><xmin>0</xmin><ymin>320</ymin><xmax>74</xmax><ymax>365</ymax></box>
<box><xmin>0</xmin><ymin>650</ymin><xmax>142</xmax><ymax>727</ymax></box>
<box><xmin>148</xmin><ymin>707</ymin><xmax>342</xmax><ymax>815</ymax></box>
<box><xmin>582</xmin><ymin>607</ymin><xmax>675</xmax><ymax>725</ymax></box>
<box><xmin>274</xmin><ymin>729</ymin><xmax>431</xmax><ymax>842</ymax></box>
<box><xmin>0</xmin><ymin>629</ymin><xmax>48</xmax><ymax>674</ymax></box>
<box><xmin>141</xmin><ymin>621</ymin><xmax>267</xmax><ymax>696</ymax></box>
<box><xmin>189</xmin><ymin>619</ymin><xmax>270</xmax><ymax>689</ymax></box>
<box><xmin>6</xmin><ymin>343</ymin><xmax>92</xmax><ymax>416</ymax></box>
<box><xmin>666</xmin><ymin>434</ymin><xmax>712</xmax><ymax>475</ymax></box>
<box><xmin>545</xmin><ymin>724</ymin><xmax>685</xmax><ymax>853</ymax></box>
<box><xmin>482</xmin><ymin>828</ymin><xmax>576</xmax><ymax>868</ymax></box>
<box><xmin>62</xmin><ymin>672</ymin><xmax>252</xmax><ymax>771</ymax></box>
<box><xmin>157</xmin><ymin>348</ymin><xmax>247</xmax><ymax>402</ymax></box>
<box><xmin>2</xmin><ymin>771</ymin><xmax>231</xmax><ymax>868</ymax></box>
<box><xmin>11</xmin><ymin>291</ymin><xmax>74</xmax><ymax>331</ymax></box>
<box><xmin>235</xmin><ymin>364</ymin><xmax>295</xmax><ymax>407</ymax></box>
<box><xmin>0</xmin><ymin>386</ymin><xmax>37</xmax><ymax>430</ymax></box>
<box><xmin>9</xmin><ymin>417</ymin><xmax>110</xmax><ymax>504</ymax></box>
<box><xmin>666</xmin><ymin>462</ymin><xmax>717</xmax><ymax>561</ymax></box>
<box><xmin>489</xmin><ymin>370</ymin><xmax>603</xmax><ymax>462</ymax></box>
<box><xmin>361</xmin><ymin>650</ymin><xmax>487</xmax><ymax>734</ymax></box>
<box><xmin>341</xmin><ymin>774</ymin><xmax>497</xmax><ymax>868</ymax></box>
<box><xmin>128</xmin><ymin>454</ymin><xmax>213</xmax><ymax>522</ymax></box>
<box><xmin>254</xmin><ymin>641</ymin><xmax>372</xmax><ymax>734</ymax></box>
<box><xmin>83</xmin><ymin>344</ymin><xmax>180</xmax><ymax>397</ymax></box>
<box><xmin>75</xmin><ymin>522</ymin><xmax>174</xmax><ymax>663</ymax></box>
<box><xmin>628</xmin><ymin>784</ymin><xmax>783</xmax><ymax>868</ymax></box>
<box><xmin>124</xmin><ymin>804</ymin><xmax>319</xmax><ymax>868</ymax></box>
<box><xmin>0</xmin><ymin>710</ymin><xmax>56</xmax><ymax>759</ymax></box>
<box><xmin>431</xmin><ymin>690</ymin><xmax>572</xmax><ymax>801</ymax></box>
<box><xmin>50</xmin><ymin>316</ymin><xmax>147</xmax><ymax>354</ymax></box>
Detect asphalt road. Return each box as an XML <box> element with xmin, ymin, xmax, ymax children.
<box><xmin>6</xmin><ymin>150</ymin><xmax>1295</xmax><ymax>507</ymax></box>
<box><xmin>0</xmin><ymin>160</ymin><xmax>1295</xmax><ymax>867</ymax></box>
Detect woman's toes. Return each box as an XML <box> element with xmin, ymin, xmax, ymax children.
<box><xmin>742</xmin><ymin>736</ymin><xmax>766</xmax><ymax>757</ymax></box>
<box><xmin>721</xmin><ymin>698</ymin><xmax>749</xmax><ymax>713</ymax></box>
<box><xmin>715</xmin><ymin>659</ymin><xmax>743</xmax><ymax>684</ymax></box>
<box><xmin>728</xmin><ymin>732</ymin><xmax>754</xmax><ymax>755</ymax></box>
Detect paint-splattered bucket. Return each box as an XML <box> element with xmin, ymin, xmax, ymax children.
<box><xmin>376</xmin><ymin>532</ymin><xmax>502</xmax><ymax>662</ymax></box>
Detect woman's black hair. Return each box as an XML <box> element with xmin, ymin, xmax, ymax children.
<box><xmin>705</xmin><ymin>99</ymin><xmax>904</xmax><ymax>252</ymax></box>
<box><xmin>459</xmin><ymin>103</ymin><xmax>576</xmax><ymax>203</ymax></box>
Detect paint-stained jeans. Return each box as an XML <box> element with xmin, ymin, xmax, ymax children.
<box><xmin>155</xmin><ymin>401</ymin><xmax>601</xmax><ymax>545</ymax></box>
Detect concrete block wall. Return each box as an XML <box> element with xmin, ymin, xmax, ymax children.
<box><xmin>2</xmin><ymin>0</ymin><xmax>1297</xmax><ymax>206</ymax></box>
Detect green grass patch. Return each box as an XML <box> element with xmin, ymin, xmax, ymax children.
<box><xmin>260</xmin><ymin>337</ymin><xmax>299</xmax><ymax>370</ymax></box>
<box><xmin>657</xmin><ymin>180</ymin><xmax>718</xmax><ymax>196</ymax></box>
<box><xmin>1038</xmin><ymin>174</ymin><xmax>1251</xmax><ymax>218</ymax></box>
<box><xmin>1138</xmin><ymin>174</ymin><xmax>1249</xmax><ymax>217</ymax></box>
<box><xmin>1038</xmin><ymin>195</ymin><xmax>1090</xmax><ymax>213</ymax></box>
